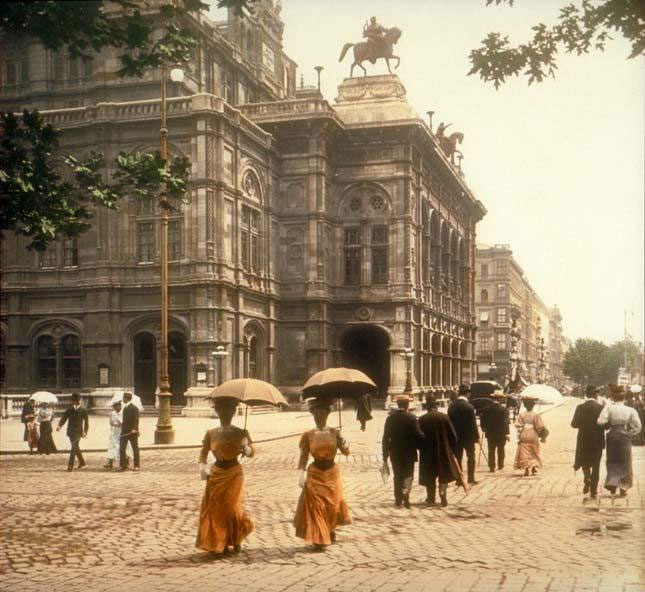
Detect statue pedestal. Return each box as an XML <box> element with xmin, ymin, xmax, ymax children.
<box><xmin>334</xmin><ymin>74</ymin><xmax>419</xmax><ymax>125</ymax></box>
<box><xmin>183</xmin><ymin>387</ymin><xmax>215</xmax><ymax>418</ymax></box>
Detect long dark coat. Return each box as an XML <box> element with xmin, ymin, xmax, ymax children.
<box><xmin>355</xmin><ymin>394</ymin><xmax>373</xmax><ymax>424</ymax></box>
<box><xmin>418</xmin><ymin>410</ymin><xmax>459</xmax><ymax>485</ymax></box>
<box><xmin>480</xmin><ymin>402</ymin><xmax>509</xmax><ymax>442</ymax></box>
<box><xmin>447</xmin><ymin>398</ymin><xmax>479</xmax><ymax>446</ymax></box>
<box><xmin>571</xmin><ymin>399</ymin><xmax>605</xmax><ymax>469</ymax></box>
<box><xmin>382</xmin><ymin>409</ymin><xmax>424</xmax><ymax>466</ymax></box>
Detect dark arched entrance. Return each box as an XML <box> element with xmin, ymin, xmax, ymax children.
<box><xmin>168</xmin><ymin>332</ymin><xmax>187</xmax><ymax>406</ymax></box>
<box><xmin>134</xmin><ymin>332</ymin><xmax>156</xmax><ymax>405</ymax></box>
<box><xmin>340</xmin><ymin>325</ymin><xmax>390</xmax><ymax>397</ymax></box>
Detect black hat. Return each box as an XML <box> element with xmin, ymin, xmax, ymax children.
<box><xmin>307</xmin><ymin>397</ymin><xmax>332</xmax><ymax>411</ymax></box>
<box><xmin>71</xmin><ymin>392</ymin><xmax>81</xmax><ymax>402</ymax></box>
<box><xmin>585</xmin><ymin>385</ymin><xmax>599</xmax><ymax>397</ymax></box>
<box><xmin>458</xmin><ymin>384</ymin><xmax>470</xmax><ymax>396</ymax></box>
<box><xmin>424</xmin><ymin>394</ymin><xmax>437</xmax><ymax>409</ymax></box>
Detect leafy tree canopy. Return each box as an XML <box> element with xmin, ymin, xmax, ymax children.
<box><xmin>469</xmin><ymin>0</ymin><xmax>645</xmax><ymax>87</ymax></box>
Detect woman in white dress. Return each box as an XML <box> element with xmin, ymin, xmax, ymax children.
<box><xmin>104</xmin><ymin>401</ymin><xmax>122</xmax><ymax>470</ymax></box>
<box><xmin>597</xmin><ymin>385</ymin><xmax>642</xmax><ymax>496</ymax></box>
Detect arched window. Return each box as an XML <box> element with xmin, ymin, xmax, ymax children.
<box><xmin>62</xmin><ymin>335</ymin><xmax>81</xmax><ymax>388</ymax></box>
<box><xmin>248</xmin><ymin>336</ymin><xmax>259</xmax><ymax>378</ymax></box>
<box><xmin>37</xmin><ymin>336</ymin><xmax>57</xmax><ymax>388</ymax></box>
<box><xmin>481</xmin><ymin>289</ymin><xmax>488</xmax><ymax>303</ymax></box>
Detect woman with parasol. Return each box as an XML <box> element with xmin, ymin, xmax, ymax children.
<box><xmin>294</xmin><ymin>398</ymin><xmax>351</xmax><ymax>550</ymax></box>
<box><xmin>513</xmin><ymin>396</ymin><xmax>547</xmax><ymax>476</ymax></box>
<box><xmin>196</xmin><ymin>396</ymin><xmax>255</xmax><ymax>557</ymax></box>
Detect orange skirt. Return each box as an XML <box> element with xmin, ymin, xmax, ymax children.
<box><xmin>294</xmin><ymin>463</ymin><xmax>351</xmax><ymax>545</ymax></box>
<box><xmin>196</xmin><ymin>463</ymin><xmax>253</xmax><ymax>553</ymax></box>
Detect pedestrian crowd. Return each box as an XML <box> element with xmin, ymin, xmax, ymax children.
<box><xmin>17</xmin><ymin>380</ymin><xmax>644</xmax><ymax>559</ymax></box>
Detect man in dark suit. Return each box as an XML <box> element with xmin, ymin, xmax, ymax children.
<box><xmin>448</xmin><ymin>384</ymin><xmax>480</xmax><ymax>484</ymax></box>
<box><xmin>571</xmin><ymin>385</ymin><xmax>605</xmax><ymax>498</ymax></box>
<box><xmin>118</xmin><ymin>392</ymin><xmax>140</xmax><ymax>472</ymax></box>
<box><xmin>56</xmin><ymin>392</ymin><xmax>89</xmax><ymax>471</ymax></box>
<box><xmin>382</xmin><ymin>394</ymin><xmax>424</xmax><ymax>508</ymax></box>
<box><xmin>418</xmin><ymin>395</ymin><xmax>462</xmax><ymax>507</ymax></box>
<box><xmin>480</xmin><ymin>393</ymin><xmax>510</xmax><ymax>472</ymax></box>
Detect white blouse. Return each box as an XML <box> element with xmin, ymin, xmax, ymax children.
<box><xmin>598</xmin><ymin>402</ymin><xmax>641</xmax><ymax>438</ymax></box>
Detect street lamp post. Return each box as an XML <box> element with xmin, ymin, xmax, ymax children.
<box><xmin>211</xmin><ymin>346</ymin><xmax>229</xmax><ymax>386</ymax></box>
<box><xmin>154</xmin><ymin>66</ymin><xmax>184</xmax><ymax>445</ymax></box>
<box><xmin>400</xmin><ymin>347</ymin><xmax>414</xmax><ymax>394</ymax></box>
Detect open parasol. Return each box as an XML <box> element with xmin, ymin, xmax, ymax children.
<box><xmin>208</xmin><ymin>378</ymin><xmax>288</xmax><ymax>428</ymax></box>
<box><xmin>302</xmin><ymin>367</ymin><xmax>377</xmax><ymax>428</ymax></box>
<box><xmin>108</xmin><ymin>392</ymin><xmax>144</xmax><ymax>411</ymax></box>
<box><xmin>520</xmin><ymin>384</ymin><xmax>563</xmax><ymax>406</ymax></box>
<box><xmin>30</xmin><ymin>391</ymin><xmax>58</xmax><ymax>404</ymax></box>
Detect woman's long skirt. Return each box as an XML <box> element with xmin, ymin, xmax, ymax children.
<box><xmin>196</xmin><ymin>463</ymin><xmax>253</xmax><ymax>553</ymax></box>
<box><xmin>605</xmin><ymin>429</ymin><xmax>633</xmax><ymax>490</ymax></box>
<box><xmin>37</xmin><ymin>421</ymin><xmax>57</xmax><ymax>454</ymax></box>
<box><xmin>514</xmin><ymin>430</ymin><xmax>542</xmax><ymax>471</ymax></box>
<box><xmin>294</xmin><ymin>464</ymin><xmax>351</xmax><ymax>546</ymax></box>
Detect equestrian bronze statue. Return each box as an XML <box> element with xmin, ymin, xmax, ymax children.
<box><xmin>339</xmin><ymin>17</ymin><xmax>402</xmax><ymax>77</ymax></box>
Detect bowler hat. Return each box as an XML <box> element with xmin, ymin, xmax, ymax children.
<box><xmin>458</xmin><ymin>384</ymin><xmax>470</xmax><ymax>396</ymax></box>
<box><xmin>424</xmin><ymin>394</ymin><xmax>437</xmax><ymax>409</ymax></box>
<box><xmin>585</xmin><ymin>385</ymin><xmax>599</xmax><ymax>397</ymax></box>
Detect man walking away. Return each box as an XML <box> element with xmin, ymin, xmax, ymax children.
<box><xmin>418</xmin><ymin>395</ymin><xmax>464</xmax><ymax>507</ymax></box>
<box><xmin>480</xmin><ymin>393</ymin><xmax>510</xmax><ymax>472</ymax></box>
<box><xmin>448</xmin><ymin>384</ymin><xmax>480</xmax><ymax>484</ymax></box>
<box><xmin>382</xmin><ymin>394</ymin><xmax>424</xmax><ymax>508</ymax></box>
<box><xmin>56</xmin><ymin>393</ymin><xmax>89</xmax><ymax>471</ymax></box>
<box><xmin>571</xmin><ymin>385</ymin><xmax>605</xmax><ymax>498</ymax></box>
<box><xmin>118</xmin><ymin>392</ymin><xmax>140</xmax><ymax>472</ymax></box>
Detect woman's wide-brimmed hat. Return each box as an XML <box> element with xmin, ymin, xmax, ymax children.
<box><xmin>522</xmin><ymin>395</ymin><xmax>539</xmax><ymax>401</ymax></box>
<box><xmin>306</xmin><ymin>397</ymin><xmax>332</xmax><ymax>410</ymax></box>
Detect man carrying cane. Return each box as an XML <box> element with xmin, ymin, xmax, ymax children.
<box><xmin>448</xmin><ymin>384</ymin><xmax>480</xmax><ymax>485</ymax></box>
<box><xmin>56</xmin><ymin>392</ymin><xmax>89</xmax><ymax>471</ymax></box>
<box><xmin>118</xmin><ymin>392</ymin><xmax>140</xmax><ymax>472</ymax></box>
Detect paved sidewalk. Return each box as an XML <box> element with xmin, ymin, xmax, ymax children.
<box><xmin>0</xmin><ymin>409</ymin><xmax>314</xmax><ymax>453</ymax></box>
<box><xmin>1</xmin><ymin>399</ymin><xmax>643</xmax><ymax>592</ymax></box>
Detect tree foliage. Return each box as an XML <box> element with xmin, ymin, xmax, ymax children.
<box><xmin>0</xmin><ymin>110</ymin><xmax>190</xmax><ymax>251</ymax></box>
<box><xmin>469</xmin><ymin>0</ymin><xmax>645</xmax><ymax>88</ymax></box>
<box><xmin>562</xmin><ymin>338</ymin><xmax>615</xmax><ymax>386</ymax></box>
<box><xmin>0</xmin><ymin>1</ymin><xmax>221</xmax><ymax>249</ymax></box>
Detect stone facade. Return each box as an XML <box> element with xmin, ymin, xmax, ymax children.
<box><xmin>0</xmin><ymin>2</ymin><xmax>485</xmax><ymax>411</ymax></box>
<box><xmin>474</xmin><ymin>244</ymin><xmax>564</xmax><ymax>388</ymax></box>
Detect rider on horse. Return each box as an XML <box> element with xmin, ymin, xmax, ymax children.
<box><xmin>363</xmin><ymin>17</ymin><xmax>388</xmax><ymax>59</ymax></box>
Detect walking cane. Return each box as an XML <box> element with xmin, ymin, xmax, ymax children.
<box><xmin>244</xmin><ymin>404</ymin><xmax>249</xmax><ymax>430</ymax></box>
<box><xmin>337</xmin><ymin>397</ymin><xmax>342</xmax><ymax>429</ymax></box>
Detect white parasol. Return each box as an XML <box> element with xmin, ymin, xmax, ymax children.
<box><xmin>520</xmin><ymin>384</ymin><xmax>564</xmax><ymax>405</ymax></box>
<box><xmin>108</xmin><ymin>392</ymin><xmax>144</xmax><ymax>411</ymax></box>
<box><xmin>30</xmin><ymin>391</ymin><xmax>58</xmax><ymax>404</ymax></box>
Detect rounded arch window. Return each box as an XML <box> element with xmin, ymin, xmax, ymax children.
<box><xmin>62</xmin><ymin>335</ymin><xmax>81</xmax><ymax>388</ymax></box>
<box><xmin>348</xmin><ymin>196</ymin><xmax>362</xmax><ymax>214</ymax></box>
<box><xmin>37</xmin><ymin>335</ymin><xmax>57</xmax><ymax>388</ymax></box>
<box><xmin>242</xmin><ymin>170</ymin><xmax>261</xmax><ymax>200</ymax></box>
<box><xmin>369</xmin><ymin>194</ymin><xmax>385</xmax><ymax>214</ymax></box>
<box><xmin>248</xmin><ymin>336</ymin><xmax>259</xmax><ymax>379</ymax></box>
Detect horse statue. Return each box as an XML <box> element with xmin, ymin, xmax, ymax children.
<box><xmin>339</xmin><ymin>26</ymin><xmax>402</xmax><ymax>77</ymax></box>
<box><xmin>436</xmin><ymin>123</ymin><xmax>464</xmax><ymax>165</ymax></box>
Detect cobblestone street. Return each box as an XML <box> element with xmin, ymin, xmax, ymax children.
<box><xmin>1</xmin><ymin>399</ymin><xmax>643</xmax><ymax>592</ymax></box>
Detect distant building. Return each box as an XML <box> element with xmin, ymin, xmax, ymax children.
<box><xmin>474</xmin><ymin>244</ymin><xmax>564</xmax><ymax>388</ymax></box>
<box><xmin>0</xmin><ymin>2</ymin><xmax>486</xmax><ymax>411</ymax></box>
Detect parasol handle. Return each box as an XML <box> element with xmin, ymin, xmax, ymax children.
<box><xmin>244</xmin><ymin>404</ymin><xmax>249</xmax><ymax>430</ymax></box>
<box><xmin>338</xmin><ymin>397</ymin><xmax>342</xmax><ymax>429</ymax></box>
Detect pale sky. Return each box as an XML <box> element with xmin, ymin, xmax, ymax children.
<box><xmin>211</xmin><ymin>0</ymin><xmax>645</xmax><ymax>346</ymax></box>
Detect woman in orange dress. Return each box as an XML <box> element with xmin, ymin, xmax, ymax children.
<box><xmin>514</xmin><ymin>397</ymin><xmax>546</xmax><ymax>476</ymax></box>
<box><xmin>196</xmin><ymin>398</ymin><xmax>255</xmax><ymax>557</ymax></box>
<box><xmin>294</xmin><ymin>399</ymin><xmax>351</xmax><ymax>550</ymax></box>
